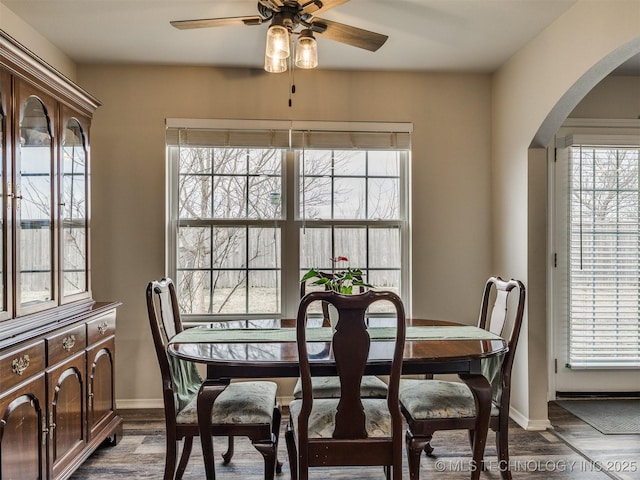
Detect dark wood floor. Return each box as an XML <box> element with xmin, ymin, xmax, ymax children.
<box><xmin>69</xmin><ymin>402</ymin><xmax>639</xmax><ymax>479</ymax></box>
<box><xmin>547</xmin><ymin>402</ymin><xmax>639</xmax><ymax>480</ymax></box>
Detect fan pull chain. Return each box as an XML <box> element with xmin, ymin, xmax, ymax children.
<box><xmin>289</xmin><ymin>46</ymin><xmax>296</xmax><ymax>107</ymax></box>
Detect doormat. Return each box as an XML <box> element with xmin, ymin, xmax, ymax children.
<box><xmin>556</xmin><ymin>399</ymin><xmax>640</xmax><ymax>435</ymax></box>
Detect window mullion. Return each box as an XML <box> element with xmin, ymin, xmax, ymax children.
<box><xmin>170</xmin><ymin>123</ymin><xmax>411</xmax><ymax>322</ymax></box>
<box><xmin>568</xmin><ymin>144</ymin><xmax>640</xmax><ymax>367</ymax></box>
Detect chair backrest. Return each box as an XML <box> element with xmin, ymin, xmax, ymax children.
<box><xmin>477</xmin><ymin>276</ymin><xmax>526</xmax><ymax>406</ymax></box>
<box><xmin>146</xmin><ymin>278</ymin><xmax>202</xmax><ymax>413</ymax></box>
<box><xmin>300</xmin><ymin>271</ymin><xmax>363</xmax><ymax>327</ymax></box>
<box><xmin>296</xmin><ymin>290</ymin><xmax>406</xmax><ymax>439</ymax></box>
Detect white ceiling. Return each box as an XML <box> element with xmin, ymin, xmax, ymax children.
<box><xmin>2</xmin><ymin>0</ymin><xmax>638</xmax><ymax>75</ymax></box>
<box><xmin>2</xmin><ymin>0</ymin><xmax>593</xmax><ymax>73</ymax></box>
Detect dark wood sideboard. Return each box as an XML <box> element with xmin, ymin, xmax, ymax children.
<box><xmin>0</xmin><ymin>30</ymin><xmax>122</xmax><ymax>479</ymax></box>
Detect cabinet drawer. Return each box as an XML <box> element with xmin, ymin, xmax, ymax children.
<box><xmin>47</xmin><ymin>324</ymin><xmax>86</xmax><ymax>365</ymax></box>
<box><xmin>0</xmin><ymin>340</ymin><xmax>46</xmax><ymax>390</ymax></box>
<box><xmin>87</xmin><ymin>311</ymin><xmax>116</xmax><ymax>345</ymax></box>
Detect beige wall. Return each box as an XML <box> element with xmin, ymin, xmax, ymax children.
<box><xmin>570</xmin><ymin>75</ymin><xmax>640</xmax><ymax>118</ymax></box>
<box><xmin>0</xmin><ymin>3</ymin><xmax>77</xmax><ymax>80</ymax></box>
<box><xmin>75</xmin><ymin>65</ymin><xmax>493</xmax><ymax>406</ymax></box>
<box><xmin>492</xmin><ymin>0</ymin><xmax>640</xmax><ymax>429</ymax></box>
<box><xmin>3</xmin><ymin>0</ymin><xmax>638</xmax><ymax>425</ymax></box>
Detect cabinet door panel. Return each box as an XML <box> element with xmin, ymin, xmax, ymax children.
<box><xmin>0</xmin><ymin>374</ymin><xmax>46</xmax><ymax>480</ymax></box>
<box><xmin>60</xmin><ymin>108</ymin><xmax>91</xmax><ymax>303</ymax></box>
<box><xmin>87</xmin><ymin>336</ymin><xmax>116</xmax><ymax>441</ymax></box>
<box><xmin>47</xmin><ymin>353</ymin><xmax>86</xmax><ymax>478</ymax></box>
<box><xmin>0</xmin><ymin>70</ymin><xmax>11</xmax><ymax>321</ymax></box>
<box><xmin>15</xmin><ymin>81</ymin><xmax>58</xmax><ymax>315</ymax></box>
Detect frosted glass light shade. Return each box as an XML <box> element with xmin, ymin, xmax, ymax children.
<box><xmin>265</xmin><ymin>24</ymin><xmax>290</xmax><ymax>60</ymax></box>
<box><xmin>295</xmin><ymin>31</ymin><xmax>318</xmax><ymax>69</ymax></box>
<box><xmin>264</xmin><ymin>55</ymin><xmax>287</xmax><ymax>73</ymax></box>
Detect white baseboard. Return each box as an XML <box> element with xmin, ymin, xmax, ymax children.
<box><xmin>509</xmin><ymin>406</ymin><xmax>551</xmax><ymax>431</ymax></box>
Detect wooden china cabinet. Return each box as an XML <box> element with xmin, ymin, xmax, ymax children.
<box><xmin>0</xmin><ymin>31</ymin><xmax>122</xmax><ymax>479</ymax></box>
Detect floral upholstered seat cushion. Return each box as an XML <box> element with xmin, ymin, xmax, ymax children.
<box><xmin>288</xmin><ymin>398</ymin><xmax>392</xmax><ymax>438</ymax></box>
<box><xmin>176</xmin><ymin>380</ymin><xmax>277</xmax><ymax>425</ymax></box>
<box><xmin>292</xmin><ymin>375</ymin><xmax>388</xmax><ymax>399</ymax></box>
<box><xmin>398</xmin><ymin>379</ymin><xmax>500</xmax><ymax>420</ymax></box>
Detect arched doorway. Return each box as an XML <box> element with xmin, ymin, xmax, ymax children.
<box><xmin>491</xmin><ymin>0</ymin><xmax>640</xmax><ymax>430</ymax></box>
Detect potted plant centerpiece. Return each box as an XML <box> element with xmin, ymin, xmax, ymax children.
<box><xmin>300</xmin><ymin>256</ymin><xmax>373</xmax><ymax>329</ymax></box>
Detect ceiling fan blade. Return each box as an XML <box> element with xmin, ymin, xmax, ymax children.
<box><xmin>170</xmin><ymin>16</ymin><xmax>264</xmax><ymax>30</ymax></box>
<box><xmin>259</xmin><ymin>0</ymin><xmax>285</xmax><ymax>8</ymax></box>
<box><xmin>312</xmin><ymin>18</ymin><xmax>388</xmax><ymax>52</ymax></box>
<box><xmin>301</xmin><ymin>0</ymin><xmax>351</xmax><ymax>15</ymax></box>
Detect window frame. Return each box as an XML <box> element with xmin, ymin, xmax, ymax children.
<box><xmin>166</xmin><ymin>119</ymin><xmax>412</xmax><ymax>323</ymax></box>
<box><xmin>552</xmin><ymin>124</ymin><xmax>640</xmax><ymax>369</ymax></box>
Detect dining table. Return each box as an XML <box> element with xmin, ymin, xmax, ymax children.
<box><xmin>167</xmin><ymin>317</ymin><xmax>508</xmax><ymax>480</ymax></box>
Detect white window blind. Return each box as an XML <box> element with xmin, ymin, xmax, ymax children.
<box><xmin>165</xmin><ymin>120</ymin><xmax>412</xmax><ymax>150</ymax></box>
<box><xmin>165</xmin><ymin>119</ymin><xmax>412</xmax><ymax>320</ymax></box>
<box><xmin>566</xmin><ymin>143</ymin><xmax>640</xmax><ymax>368</ymax></box>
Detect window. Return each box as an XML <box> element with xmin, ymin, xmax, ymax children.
<box><xmin>167</xmin><ymin>120</ymin><xmax>411</xmax><ymax>321</ymax></box>
<box><xmin>555</xmin><ymin>135</ymin><xmax>640</xmax><ymax>368</ymax></box>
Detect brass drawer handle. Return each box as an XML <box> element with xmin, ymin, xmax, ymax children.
<box><xmin>97</xmin><ymin>321</ymin><xmax>108</xmax><ymax>335</ymax></box>
<box><xmin>42</xmin><ymin>417</ymin><xmax>48</xmax><ymax>446</ymax></box>
<box><xmin>62</xmin><ymin>335</ymin><xmax>76</xmax><ymax>352</ymax></box>
<box><xmin>49</xmin><ymin>412</ymin><xmax>56</xmax><ymax>440</ymax></box>
<box><xmin>11</xmin><ymin>354</ymin><xmax>30</xmax><ymax>376</ymax></box>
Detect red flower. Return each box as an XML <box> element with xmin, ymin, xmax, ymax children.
<box><xmin>331</xmin><ymin>256</ymin><xmax>349</xmax><ymax>263</ymax></box>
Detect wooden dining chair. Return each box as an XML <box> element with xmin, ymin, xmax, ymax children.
<box><xmin>398</xmin><ymin>277</ymin><xmax>526</xmax><ymax>480</ymax></box>
<box><xmin>285</xmin><ymin>290</ymin><xmax>406</xmax><ymax>480</ymax></box>
<box><xmin>146</xmin><ymin>278</ymin><xmax>282</xmax><ymax>480</ymax></box>
<box><xmin>293</xmin><ymin>272</ymin><xmax>389</xmax><ymax>400</ymax></box>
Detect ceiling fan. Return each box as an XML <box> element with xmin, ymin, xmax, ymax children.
<box><xmin>170</xmin><ymin>0</ymin><xmax>388</xmax><ymax>72</ymax></box>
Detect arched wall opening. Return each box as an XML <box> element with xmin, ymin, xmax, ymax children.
<box><xmin>531</xmin><ymin>38</ymin><xmax>640</xmax><ymax>415</ymax></box>
<box><xmin>491</xmin><ymin>0</ymin><xmax>640</xmax><ymax>429</ymax></box>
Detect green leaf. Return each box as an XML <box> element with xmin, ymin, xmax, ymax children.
<box><xmin>300</xmin><ymin>269</ymin><xmax>319</xmax><ymax>282</ymax></box>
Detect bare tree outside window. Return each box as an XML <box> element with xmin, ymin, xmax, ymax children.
<box><xmin>177</xmin><ymin>147</ymin><xmax>282</xmax><ymax>315</ymax></box>
<box><xmin>168</xmin><ymin>125</ymin><xmax>410</xmax><ymax>321</ymax></box>
<box><xmin>19</xmin><ymin>97</ymin><xmax>53</xmax><ymax>306</ymax></box>
<box><xmin>61</xmin><ymin>120</ymin><xmax>87</xmax><ymax>297</ymax></box>
<box><xmin>568</xmin><ymin>146</ymin><xmax>640</xmax><ymax>365</ymax></box>
<box><xmin>299</xmin><ymin>149</ymin><xmax>403</xmax><ymax>315</ymax></box>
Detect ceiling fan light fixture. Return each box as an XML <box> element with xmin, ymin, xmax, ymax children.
<box><xmin>171</xmin><ymin>1</ymin><xmax>390</xmax><ymax>74</ymax></box>
<box><xmin>295</xmin><ymin>29</ymin><xmax>318</xmax><ymax>69</ymax></box>
<box><xmin>265</xmin><ymin>23</ymin><xmax>290</xmax><ymax>60</ymax></box>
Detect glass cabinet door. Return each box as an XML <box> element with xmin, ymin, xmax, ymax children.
<box><xmin>61</xmin><ymin>115</ymin><xmax>89</xmax><ymax>300</ymax></box>
<box><xmin>0</xmin><ymin>71</ymin><xmax>9</xmax><ymax>320</ymax></box>
<box><xmin>17</xmin><ymin>91</ymin><xmax>55</xmax><ymax>311</ymax></box>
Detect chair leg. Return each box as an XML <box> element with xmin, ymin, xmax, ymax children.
<box><xmin>423</xmin><ymin>442</ymin><xmax>434</xmax><ymax>456</ymax></box>
<box><xmin>175</xmin><ymin>436</ymin><xmax>193</xmax><ymax>480</ymax></box>
<box><xmin>221</xmin><ymin>436</ymin><xmax>234</xmax><ymax>464</ymax></box>
<box><xmin>164</xmin><ymin>434</ymin><xmax>179</xmax><ymax>480</ymax></box>
<box><xmin>384</xmin><ymin>465</ymin><xmax>391</xmax><ymax>480</ymax></box>
<box><xmin>249</xmin><ymin>406</ymin><xmax>282</xmax><ymax>480</ymax></box>
<box><xmin>496</xmin><ymin>421</ymin><xmax>512</xmax><ymax>480</ymax></box>
<box><xmin>253</xmin><ymin>441</ymin><xmax>278</xmax><ymax>480</ymax></box>
<box><xmin>468</xmin><ymin>429</ymin><xmax>485</xmax><ymax>471</ymax></box>
<box><xmin>406</xmin><ymin>429</ymin><xmax>432</xmax><ymax>480</ymax></box>
<box><xmin>285</xmin><ymin>423</ymin><xmax>298</xmax><ymax>480</ymax></box>
<box><xmin>272</xmin><ymin>406</ymin><xmax>283</xmax><ymax>474</ymax></box>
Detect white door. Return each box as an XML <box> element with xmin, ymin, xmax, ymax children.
<box><xmin>551</xmin><ymin>127</ymin><xmax>640</xmax><ymax>395</ymax></box>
